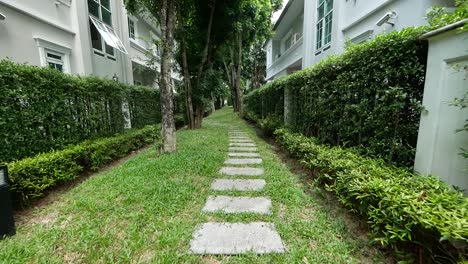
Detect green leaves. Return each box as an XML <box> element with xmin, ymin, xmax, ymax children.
<box><xmin>0</xmin><ymin>60</ymin><xmax>161</xmax><ymax>163</ymax></box>
<box><xmin>245</xmin><ymin>27</ymin><xmax>428</xmax><ymax>168</ymax></box>
<box><xmin>273</xmin><ymin>128</ymin><xmax>468</xmax><ymax>261</ymax></box>
<box><xmin>8</xmin><ymin>125</ymin><xmax>160</xmax><ymax>208</ymax></box>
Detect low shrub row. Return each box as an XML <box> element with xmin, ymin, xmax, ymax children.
<box><xmin>273</xmin><ymin>128</ymin><xmax>468</xmax><ymax>262</ymax></box>
<box><xmin>0</xmin><ymin>60</ymin><xmax>161</xmax><ymax>162</ymax></box>
<box><xmin>7</xmin><ymin>125</ymin><xmax>160</xmax><ymax>207</ymax></box>
<box><xmin>245</xmin><ymin>27</ymin><xmax>428</xmax><ymax>168</ymax></box>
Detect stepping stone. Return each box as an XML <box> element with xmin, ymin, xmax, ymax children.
<box><xmin>229</xmin><ymin>147</ymin><xmax>258</xmax><ymax>152</ymax></box>
<box><xmin>230</xmin><ymin>139</ymin><xmax>253</xmax><ymax>143</ymax></box>
<box><xmin>229</xmin><ymin>137</ymin><xmax>251</xmax><ymax>140</ymax></box>
<box><xmin>220</xmin><ymin>167</ymin><xmax>264</xmax><ymax>176</ymax></box>
<box><xmin>189</xmin><ymin>222</ymin><xmax>285</xmax><ymax>254</ymax></box>
<box><xmin>229</xmin><ymin>133</ymin><xmax>248</xmax><ymax>136</ymax></box>
<box><xmin>211</xmin><ymin>179</ymin><xmax>266</xmax><ymax>191</ymax></box>
<box><xmin>228</xmin><ymin>152</ymin><xmax>261</xmax><ymax>158</ymax></box>
<box><xmin>224</xmin><ymin>158</ymin><xmax>262</xmax><ymax>165</ymax></box>
<box><xmin>202</xmin><ymin>196</ymin><xmax>271</xmax><ymax>214</ymax></box>
<box><xmin>229</xmin><ymin>143</ymin><xmax>256</xmax><ymax>147</ymax></box>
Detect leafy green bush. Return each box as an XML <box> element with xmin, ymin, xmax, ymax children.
<box><xmin>0</xmin><ymin>60</ymin><xmax>161</xmax><ymax>162</ymax></box>
<box><xmin>7</xmin><ymin>125</ymin><xmax>159</xmax><ymax>207</ymax></box>
<box><xmin>245</xmin><ymin>27</ymin><xmax>428</xmax><ymax>168</ymax></box>
<box><xmin>274</xmin><ymin>128</ymin><xmax>468</xmax><ymax>262</ymax></box>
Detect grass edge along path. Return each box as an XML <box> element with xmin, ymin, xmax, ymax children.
<box><xmin>0</xmin><ymin>108</ymin><xmax>387</xmax><ymax>263</ymax></box>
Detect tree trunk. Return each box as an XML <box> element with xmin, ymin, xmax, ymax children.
<box><xmin>196</xmin><ymin>0</ymin><xmax>216</xmax><ymax>83</ymax></box>
<box><xmin>159</xmin><ymin>0</ymin><xmax>176</xmax><ymax>153</ymax></box>
<box><xmin>235</xmin><ymin>33</ymin><xmax>243</xmax><ymax>116</ymax></box>
<box><xmin>180</xmin><ymin>36</ymin><xmax>195</xmax><ymax>129</ymax></box>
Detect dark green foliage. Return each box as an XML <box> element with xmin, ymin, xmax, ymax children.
<box><xmin>8</xmin><ymin>125</ymin><xmax>159</xmax><ymax>207</ymax></box>
<box><xmin>245</xmin><ymin>28</ymin><xmax>428</xmax><ymax>168</ymax></box>
<box><xmin>0</xmin><ymin>60</ymin><xmax>161</xmax><ymax>162</ymax></box>
<box><xmin>126</xmin><ymin>85</ymin><xmax>161</xmax><ymax>129</ymax></box>
<box><xmin>274</xmin><ymin>128</ymin><xmax>468</xmax><ymax>262</ymax></box>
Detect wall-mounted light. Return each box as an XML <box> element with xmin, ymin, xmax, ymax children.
<box><xmin>0</xmin><ymin>12</ymin><xmax>6</xmax><ymax>21</ymax></box>
<box><xmin>112</xmin><ymin>73</ymin><xmax>119</xmax><ymax>82</ymax></box>
<box><xmin>376</xmin><ymin>11</ymin><xmax>397</xmax><ymax>27</ymax></box>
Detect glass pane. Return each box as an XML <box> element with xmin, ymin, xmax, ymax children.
<box><xmin>318</xmin><ymin>0</ymin><xmax>325</xmax><ymax>4</ymax></box>
<box><xmin>100</xmin><ymin>0</ymin><xmax>110</xmax><ymax>9</ymax></box>
<box><xmin>47</xmin><ymin>53</ymin><xmax>62</xmax><ymax>60</ymax></box>
<box><xmin>316</xmin><ymin>21</ymin><xmax>323</xmax><ymax>49</ymax></box>
<box><xmin>318</xmin><ymin>3</ymin><xmax>325</xmax><ymax>19</ymax></box>
<box><xmin>128</xmin><ymin>18</ymin><xmax>135</xmax><ymax>39</ymax></box>
<box><xmin>325</xmin><ymin>13</ymin><xmax>333</xmax><ymax>44</ymax></box>
<box><xmin>102</xmin><ymin>8</ymin><xmax>112</xmax><ymax>25</ymax></box>
<box><xmin>105</xmin><ymin>44</ymin><xmax>114</xmax><ymax>56</ymax></box>
<box><xmin>326</xmin><ymin>0</ymin><xmax>333</xmax><ymax>13</ymax></box>
<box><xmin>56</xmin><ymin>64</ymin><xmax>63</xmax><ymax>72</ymax></box>
<box><xmin>90</xmin><ymin>23</ymin><xmax>103</xmax><ymax>51</ymax></box>
<box><xmin>88</xmin><ymin>0</ymin><xmax>99</xmax><ymax>17</ymax></box>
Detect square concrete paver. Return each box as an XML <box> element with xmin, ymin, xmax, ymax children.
<box><xmin>228</xmin><ymin>152</ymin><xmax>261</xmax><ymax>158</ymax></box>
<box><xmin>229</xmin><ymin>143</ymin><xmax>256</xmax><ymax>147</ymax></box>
<box><xmin>229</xmin><ymin>147</ymin><xmax>258</xmax><ymax>152</ymax></box>
<box><xmin>189</xmin><ymin>222</ymin><xmax>285</xmax><ymax>254</ymax></box>
<box><xmin>220</xmin><ymin>167</ymin><xmax>264</xmax><ymax>176</ymax></box>
<box><xmin>224</xmin><ymin>158</ymin><xmax>262</xmax><ymax>165</ymax></box>
<box><xmin>202</xmin><ymin>196</ymin><xmax>271</xmax><ymax>214</ymax></box>
<box><xmin>211</xmin><ymin>179</ymin><xmax>266</xmax><ymax>191</ymax></box>
<box><xmin>230</xmin><ymin>139</ymin><xmax>253</xmax><ymax>143</ymax></box>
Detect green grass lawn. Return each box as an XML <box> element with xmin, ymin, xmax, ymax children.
<box><xmin>0</xmin><ymin>108</ymin><xmax>387</xmax><ymax>263</ymax></box>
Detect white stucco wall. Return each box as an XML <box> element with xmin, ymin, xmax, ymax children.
<box><xmin>0</xmin><ymin>2</ymin><xmax>77</xmax><ymax>72</ymax></box>
<box><xmin>414</xmin><ymin>29</ymin><xmax>468</xmax><ymax>193</ymax></box>
<box><xmin>274</xmin><ymin>0</ymin><xmax>456</xmax><ymax>75</ymax></box>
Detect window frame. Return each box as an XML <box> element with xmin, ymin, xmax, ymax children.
<box><xmin>34</xmin><ymin>38</ymin><xmax>71</xmax><ymax>74</ymax></box>
<box><xmin>88</xmin><ymin>0</ymin><xmax>116</xmax><ymax>59</ymax></box>
<box><xmin>315</xmin><ymin>0</ymin><xmax>333</xmax><ymax>51</ymax></box>
<box><xmin>128</xmin><ymin>16</ymin><xmax>138</xmax><ymax>40</ymax></box>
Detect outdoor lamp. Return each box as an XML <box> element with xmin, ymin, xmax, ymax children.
<box><xmin>112</xmin><ymin>73</ymin><xmax>119</xmax><ymax>82</ymax></box>
<box><xmin>0</xmin><ymin>165</ymin><xmax>15</xmax><ymax>238</ymax></box>
<box><xmin>0</xmin><ymin>12</ymin><xmax>6</xmax><ymax>20</ymax></box>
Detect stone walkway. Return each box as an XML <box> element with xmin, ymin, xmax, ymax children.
<box><xmin>189</xmin><ymin>128</ymin><xmax>285</xmax><ymax>255</ymax></box>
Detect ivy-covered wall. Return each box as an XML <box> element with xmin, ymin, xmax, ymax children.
<box><xmin>245</xmin><ymin>27</ymin><xmax>428</xmax><ymax>168</ymax></box>
<box><xmin>0</xmin><ymin>60</ymin><xmax>161</xmax><ymax>162</ymax></box>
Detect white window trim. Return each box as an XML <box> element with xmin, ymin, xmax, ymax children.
<box><xmin>34</xmin><ymin>37</ymin><xmax>71</xmax><ymax>73</ymax></box>
<box><xmin>89</xmin><ymin>16</ymin><xmax>128</xmax><ymax>55</ymax></box>
<box><xmin>315</xmin><ymin>0</ymin><xmax>333</xmax><ymax>52</ymax></box>
<box><xmin>149</xmin><ymin>31</ymin><xmax>160</xmax><ymax>58</ymax></box>
<box><xmin>128</xmin><ymin>15</ymin><xmax>138</xmax><ymax>40</ymax></box>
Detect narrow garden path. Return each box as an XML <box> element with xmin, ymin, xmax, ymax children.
<box><xmin>0</xmin><ymin>108</ymin><xmax>387</xmax><ymax>263</ymax></box>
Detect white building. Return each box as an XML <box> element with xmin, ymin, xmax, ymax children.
<box><xmin>266</xmin><ymin>0</ymin><xmax>455</xmax><ymax>80</ymax></box>
<box><xmin>0</xmin><ymin>0</ymin><xmax>179</xmax><ymax>87</ymax></box>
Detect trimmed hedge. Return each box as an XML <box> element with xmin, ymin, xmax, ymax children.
<box><xmin>7</xmin><ymin>125</ymin><xmax>160</xmax><ymax>207</ymax></box>
<box><xmin>0</xmin><ymin>60</ymin><xmax>161</xmax><ymax>162</ymax></box>
<box><xmin>274</xmin><ymin>128</ymin><xmax>468</xmax><ymax>262</ymax></box>
<box><xmin>245</xmin><ymin>27</ymin><xmax>428</xmax><ymax>168</ymax></box>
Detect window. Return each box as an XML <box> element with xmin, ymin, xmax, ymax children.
<box><xmin>88</xmin><ymin>0</ymin><xmax>111</xmax><ymax>25</ymax></box>
<box><xmin>34</xmin><ymin>38</ymin><xmax>71</xmax><ymax>73</ymax></box>
<box><xmin>150</xmin><ymin>31</ymin><xmax>160</xmax><ymax>57</ymax></box>
<box><xmin>88</xmin><ymin>0</ymin><xmax>127</xmax><ymax>59</ymax></box>
<box><xmin>316</xmin><ymin>0</ymin><xmax>333</xmax><ymax>50</ymax></box>
<box><xmin>128</xmin><ymin>18</ymin><xmax>135</xmax><ymax>39</ymax></box>
<box><xmin>46</xmin><ymin>50</ymin><xmax>64</xmax><ymax>72</ymax></box>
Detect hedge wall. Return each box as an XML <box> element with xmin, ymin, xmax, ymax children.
<box><xmin>8</xmin><ymin>125</ymin><xmax>159</xmax><ymax>207</ymax></box>
<box><xmin>0</xmin><ymin>60</ymin><xmax>161</xmax><ymax>162</ymax></box>
<box><xmin>245</xmin><ymin>27</ymin><xmax>428</xmax><ymax>168</ymax></box>
<box><xmin>274</xmin><ymin>128</ymin><xmax>468</xmax><ymax>262</ymax></box>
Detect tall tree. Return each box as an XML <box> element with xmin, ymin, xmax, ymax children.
<box><xmin>126</xmin><ymin>0</ymin><xmax>177</xmax><ymax>152</ymax></box>
<box><xmin>220</xmin><ymin>0</ymin><xmax>281</xmax><ymax>116</ymax></box>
